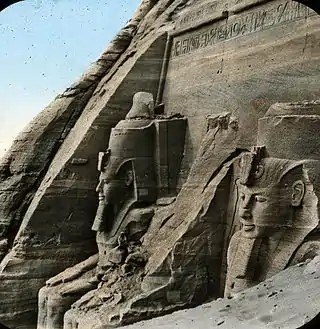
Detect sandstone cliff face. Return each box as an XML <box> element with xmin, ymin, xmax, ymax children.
<box><xmin>0</xmin><ymin>1</ymin><xmax>178</xmax><ymax>327</ymax></box>
<box><xmin>0</xmin><ymin>0</ymin><xmax>158</xmax><ymax>260</ymax></box>
<box><xmin>0</xmin><ymin>1</ymin><xmax>320</xmax><ymax>329</ymax></box>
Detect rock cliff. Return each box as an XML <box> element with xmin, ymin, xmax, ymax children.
<box><xmin>0</xmin><ymin>1</ymin><xmax>319</xmax><ymax>329</ymax></box>
<box><xmin>0</xmin><ymin>1</ymin><xmax>171</xmax><ymax>327</ymax></box>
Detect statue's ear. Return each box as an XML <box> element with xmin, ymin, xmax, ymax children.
<box><xmin>291</xmin><ymin>180</ymin><xmax>305</xmax><ymax>207</ymax></box>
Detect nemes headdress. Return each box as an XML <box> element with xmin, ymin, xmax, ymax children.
<box><xmin>239</xmin><ymin>147</ymin><xmax>307</xmax><ymax>188</ymax></box>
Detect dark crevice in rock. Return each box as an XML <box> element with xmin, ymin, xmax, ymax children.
<box><xmin>159</xmin><ymin>213</ymin><xmax>175</xmax><ymax>229</ymax></box>
<box><xmin>59</xmin><ymin>82</ymin><xmax>96</xmax><ymax>99</ymax></box>
<box><xmin>59</xmin><ymin>87</ymin><xmax>95</xmax><ymax>140</ymax></box>
<box><xmin>228</xmin><ymin>176</ymin><xmax>240</xmax><ymax>243</ymax></box>
<box><xmin>0</xmin><ymin>163</ymin><xmax>13</xmax><ymax>180</ymax></box>
<box><xmin>202</xmin><ymin>149</ymin><xmax>246</xmax><ymax>193</ymax></box>
<box><xmin>6</xmin><ymin>192</ymin><xmax>33</xmax><ymax>249</ymax></box>
<box><xmin>166</xmin><ymin>0</ymin><xmax>189</xmax><ymax>21</ymax></box>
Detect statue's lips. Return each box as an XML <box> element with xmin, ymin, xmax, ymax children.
<box><xmin>240</xmin><ymin>220</ymin><xmax>255</xmax><ymax>231</ymax></box>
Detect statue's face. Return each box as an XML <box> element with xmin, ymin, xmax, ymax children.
<box><xmin>95</xmin><ymin>150</ymin><xmax>133</xmax><ymax>207</ymax></box>
<box><xmin>93</xmin><ymin>157</ymin><xmax>134</xmax><ymax>234</ymax></box>
<box><xmin>94</xmin><ymin>162</ymin><xmax>133</xmax><ymax>275</ymax></box>
<box><xmin>95</xmin><ymin>173</ymin><xmax>126</xmax><ymax>206</ymax></box>
<box><xmin>238</xmin><ymin>183</ymin><xmax>292</xmax><ymax>239</ymax></box>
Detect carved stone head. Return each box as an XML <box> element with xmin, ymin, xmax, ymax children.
<box><xmin>92</xmin><ymin>93</ymin><xmax>157</xmax><ymax>234</ymax></box>
<box><xmin>226</xmin><ymin>101</ymin><xmax>320</xmax><ymax>297</ymax></box>
<box><xmin>238</xmin><ymin>152</ymin><xmax>318</xmax><ymax>239</ymax></box>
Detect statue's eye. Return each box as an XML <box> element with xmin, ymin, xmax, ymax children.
<box><xmin>240</xmin><ymin>193</ymin><xmax>245</xmax><ymax>201</ymax></box>
<box><xmin>255</xmin><ymin>195</ymin><xmax>267</xmax><ymax>203</ymax></box>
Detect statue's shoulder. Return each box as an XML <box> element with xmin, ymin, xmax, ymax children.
<box><xmin>290</xmin><ymin>234</ymin><xmax>320</xmax><ymax>265</ymax></box>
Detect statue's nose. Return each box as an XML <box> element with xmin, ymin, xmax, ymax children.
<box><xmin>239</xmin><ymin>194</ymin><xmax>253</xmax><ymax>219</ymax></box>
<box><xmin>96</xmin><ymin>180</ymin><xmax>103</xmax><ymax>193</ymax></box>
<box><xmin>239</xmin><ymin>208</ymin><xmax>252</xmax><ymax>220</ymax></box>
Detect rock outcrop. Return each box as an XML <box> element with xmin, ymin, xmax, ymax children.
<box><xmin>123</xmin><ymin>256</ymin><xmax>320</xmax><ymax>329</ymax></box>
<box><xmin>0</xmin><ymin>0</ymin><xmax>158</xmax><ymax>262</ymax></box>
<box><xmin>0</xmin><ymin>1</ymin><xmax>174</xmax><ymax>327</ymax></box>
<box><xmin>0</xmin><ymin>1</ymin><xmax>319</xmax><ymax>329</ymax></box>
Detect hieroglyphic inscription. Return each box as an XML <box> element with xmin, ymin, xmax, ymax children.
<box><xmin>177</xmin><ymin>2</ymin><xmax>219</xmax><ymax>28</ymax></box>
<box><xmin>172</xmin><ymin>1</ymin><xmax>315</xmax><ymax>58</ymax></box>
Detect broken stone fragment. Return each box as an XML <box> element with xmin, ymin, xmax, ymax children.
<box><xmin>125</xmin><ymin>252</ymin><xmax>148</xmax><ymax>267</ymax></box>
<box><xmin>108</xmin><ymin>246</ymin><xmax>128</xmax><ymax>265</ymax></box>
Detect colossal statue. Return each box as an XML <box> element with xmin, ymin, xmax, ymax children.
<box><xmin>92</xmin><ymin>91</ymin><xmax>157</xmax><ymax>277</ymax></box>
<box><xmin>225</xmin><ymin>153</ymin><xmax>320</xmax><ymax>296</ymax></box>
<box><xmin>225</xmin><ymin>101</ymin><xmax>320</xmax><ymax>297</ymax></box>
<box><xmin>37</xmin><ymin>92</ymin><xmax>186</xmax><ymax>329</ymax></box>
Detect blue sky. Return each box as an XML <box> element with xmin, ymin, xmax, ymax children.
<box><xmin>0</xmin><ymin>0</ymin><xmax>141</xmax><ymax>157</ymax></box>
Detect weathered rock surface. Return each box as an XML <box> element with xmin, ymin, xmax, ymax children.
<box><xmin>163</xmin><ymin>0</ymin><xmax>320</xmax><ymax>184</ymax></box>
<box><xmin>0</xmin><ymin>90</ymin><xmax>92</xmax><ymax>260</ymax></box>
<box><xmin>0</xmin><ymin>1</ymin><xmax>320</xmax><ymax>329</ymax></box>
<box><xmin>0</xmin><ymin>1</ymin><xmax>171</xmax><ymax>328</ymax></box>
<box><xmin>122</xmin><ymin>256</ymin><xmax>320</xmax><ymax>329</ymax></box>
